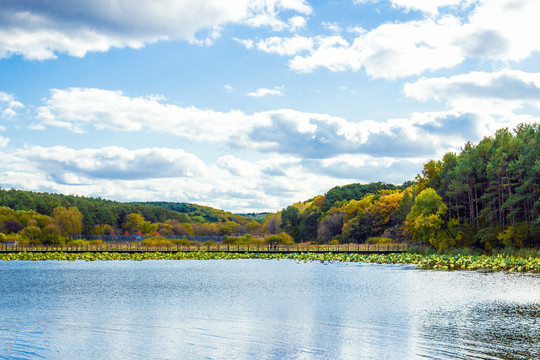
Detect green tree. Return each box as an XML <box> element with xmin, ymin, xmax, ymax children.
<box><xmin>19</xmin><ymin>226</ymin><xmax>42</xmax><ymax>243</ymax></box>
<box><xmin>122</xmin><ymin>213</ymin><xmax>145</xmax><ymax>234</ymax></box>
<box><xmin>405</xmin><ymin>188</ymin><xmax>448</xmax><ymax>249</ymax></box>
<box><xmin>52</xmin><ymin>207</ymin><xmax>83</xmax><ymax>239</ymax></box>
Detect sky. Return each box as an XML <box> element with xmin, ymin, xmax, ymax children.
<box><xmin>0</xmin><ymin>0</ymin><xmax>539</xmax><ymax>213</ymax></box>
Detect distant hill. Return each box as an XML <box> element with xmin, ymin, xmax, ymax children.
<box><xmin>131</xmin><ymin>201</ymin><xmax>251</xmax><ymax>224</ymax></box>
<box><xmin>236</xmin><ymin>212</ymin><xmax>272</xmax><ymax>224</ymax></box>
<box><xmin>0</xmin><ymin>188</ymin><xmax>250</xmax><ymax>233</ymax></box>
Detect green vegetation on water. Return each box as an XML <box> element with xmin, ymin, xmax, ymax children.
<box><xmin>1</xmin><ymin>251</ymin><xmax>538</xmax><ymax>273</ymax></box>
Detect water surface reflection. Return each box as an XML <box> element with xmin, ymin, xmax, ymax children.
<box><xmin>0</xmin><ymin>260</ymin><xmax>538</xmax><ymax>359</ymax></box>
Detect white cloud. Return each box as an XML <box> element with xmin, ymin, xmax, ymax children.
<box><xmin>289</xmin><ymin>18</ymin><xmax>463</xmax><ymax>77</ymax></box>
<box><xmin>288</xmin><ymin>16</ymin><xmax>307</xmax><ymax>31</ymax></box>
<box><xmin>254</xmin><ymin>1</ymin><xmax>540</xmax><ymax>78</ymax></box>
<box><xmin>0</xmin><ymin>92</ymin><xmax>24</xmax><ymax>118</ymax></box>
<box><xmin>405</xmin><ymin>69</ymin><xmax>540</xmax><ymax>104</ymax></box>
<box><xmin>404</xmin><ymin>69</ymin><xmax>540</xmax><ymax>135</ymax></box>
<box><xmin>458</xmin><ymin>0</ymin><xmax>540</xmax><ymax>61</ymax></box>
<box><xmin>0</xmin><ymin>135</ymin><xmax>9</xmax><ymax>147</ymax></box>
<box><xmin>322</xmin><ymin>22</ymin><xmax>342</xmax><ymax>33</ymax></box>
<box><xmin>242</xmin><ymin>0</ymin><xmax>312</xmax><ymax>31</ymax></box>
<box><xmin>36</xmin><ymin>88</ymin><xmax>249</xmax><ymax>142</ymax></box>
<box><xmin>217</xmin><ymin>155</ymin><xmax>260</xmax><ymax>177</ymax></box>
<box><xmin>0</xmin><ymin>0</ymin><xmax>312</xmax><ymax>60</ymax></box>
<box><xmin>289</xmin><ymin>35</ymin><xmax>362</xmax><ymax>73</ymax></box>
<box><xmin>389</xmin><ymin>0</ymin><xmax>466</xmax><ymax>15</ymax></box>
<box><xmin>247</xmin><ymin>86</ymin><xmax>284</xmax><ymax>97</ymax></box>
<box><xmin>404</xmin><ymin>69</ymin><xmax>540</xmax><ymax>121</ymax></box>
<box><xmin>34</xmin><ymin>87</ymin><xmax>500</xmax><ymax>160</ymax></box>
<box><xmin>313</xmin><ymin>154</ymin><xmax>425</xmax><ymax>184</ymax></box>
<box><xmin>353</xmin><ymin>0</ymin><xmax>470</xmax><ymax>15</ymax></box>
<box><xmin>233</xmin><ymin>38</ymin><xmax>254</xmax><ymax>49</ymax></box>
<box><xmin>224</xmin><ymin>84</ymin><xmax>234</xmax><ymax>92</ymax></box>
<box><xmin>255</xmin><ymin>35</ymin><xmax>313</xmax><ymax>55</ymax></box>
<box><xmin>347</xmin><ymin>26</ymin><xmax>367</xmax><ymax>35</ymax></box>
<box><xmin>23</xmin><ymin>146</ymin><xmax>209</xmax><ymax>183</ymax></box>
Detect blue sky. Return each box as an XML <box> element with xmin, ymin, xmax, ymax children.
<box><xmin>0</xmin><ymin>0</ymin><xmax>539</xmax><ymax>213</ymax></box>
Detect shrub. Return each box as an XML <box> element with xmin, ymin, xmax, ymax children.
<box><xmin>366</xmin><ymin>237</ymin><xmax>393</xmax><ymax>245</ymax></box>
<box><xmin>67</xmin><ymin>239</ymin><xmax>89</xmax><ymax>246</ymax></box>
<box><xmin>0</xmin><ymin>233</ymin><xmax>7</xmax><ymax>243</ymax></box>
<box><xmin>264</xmin><ymin>232</ymin><xmax>294</xmax><ymax>245</ymax></box>
<box><xmin>19</xmin><ymin>226</ymin><xmax>42</xmax><ymax>243</ymax></box>
<box><xmin>141</xmin><ymin>236</ymin><xmax>174</xmax><ymax>247</ymax></box>
<box><xmin>5</xmin><ymin>233</ymin><xmax>21</xmax><ymax>243</ymax></box>
<box><xmin>172</xmin><ymin>238</ymin><xmax>190</xmax><ymax>246</ymax></box>
<box><xmin>222</xmin><ymin>234</ymin><xmax>265</xmax><ymax>245</ymax></box>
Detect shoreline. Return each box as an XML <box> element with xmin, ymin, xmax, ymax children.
<box><xmin>1</xmin><ymin>251</ymin><xmax>539</xmax><ymax>273</ymax></box>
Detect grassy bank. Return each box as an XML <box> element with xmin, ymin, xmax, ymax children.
<box><xmin>0</xmin><ymin>251</ymin><xmax>539</xmax><ymax>273</ymax></box>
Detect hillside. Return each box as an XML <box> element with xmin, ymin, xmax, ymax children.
<box><xmin>0</xmin><ymin>189</ymin><xmax>249</xmax><ymax>233</ymax></box>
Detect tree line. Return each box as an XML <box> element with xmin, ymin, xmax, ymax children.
<box><xmin>0</xmin><ymin>190</ymin><xmax>263</xmax><ymax>244</ymax></box>
<box><xmin>264</xmin><ymin>123</ymin><xmax>539</xmax><ymax>250</ymax></box>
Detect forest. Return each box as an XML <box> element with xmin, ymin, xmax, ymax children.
<box><xmin>0</xmin><ymin>123</ymin><xmax>538</xmax><ymax>250</ymax></box>
<box><xmin>270</xmin><ymin>123</ymin><xmax>539</xmax><ymax>250</ymax></box>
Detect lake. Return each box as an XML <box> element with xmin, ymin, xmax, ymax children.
<box><xmin>0</xmin><ymin>260</ymin><xmax>538</xmax><ymax>359</ymax></box>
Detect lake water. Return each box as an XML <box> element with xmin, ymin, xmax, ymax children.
<box><xmin>0</xmin><ymin>260</ymin><xmax>538</xmax><ymax>360</ymax></box>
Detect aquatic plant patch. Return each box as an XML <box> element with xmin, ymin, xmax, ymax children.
<box><xmin>0</xmin><ymin>251</ymin><xmax>538</xmax><ymax>273</ymax></box>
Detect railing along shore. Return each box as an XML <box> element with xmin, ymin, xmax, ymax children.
<box><xmin>0</xmin><ymin>243</ymin><xmax>411</xmax><ymax>254</ymax></box>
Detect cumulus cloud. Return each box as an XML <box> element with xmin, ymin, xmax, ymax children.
<box><xmin>404</xmin><ymin>69</ymin><xmax>540</xmax><ymax>126</ymax></box>
<box><xmin>0</xmin><ymin>0</ymin><xmax>312</xmax><ymax>60</ymax></box>
<box><xmin>306</xmin><ymin>154</ymin><xmax>425</xmax><ymax>184</ymax></box>
<box><xmin>217</xmin><ymin>155</ymin><xmax>260</xmax><ymax>177</ymax></box>
<box><xmin>288</xmin><ymin>16</ymin><xmax>307</xmax><ymax>31</ymax></box>
<box><xmin>289</xmin><ymin>18</ymin><xmax>463</xmax><ymax>77</ymax></box>
<box><xmin>21</xmin><ymin>146</ymin><xmax>209</xmax><ymax>184</ymax></box>
<box><xmin>247</xmin><ymin>86</ymin><xmax>284</xmax><ymax>97</ymax></box>
<box><xmin>404</xmin><ymin>69</ymin><xmax>540</xmax><ymax>135</ymax></box>
<box><xmin>405</xmin><ymin>69</ymin><xmax>540</xmax><ymax>104</ymax></box>
<box><xmin>459</xmin><ymin>0</ymin><xmax>540</xmax><ymax>61</ymax></box>
<box><xmin>36</xmin><ymin>88</ymin><xmax>248</xmax><ymax>141</ymax></box>
<box><xmin>35</xmin><ymin>87</ymin><xmax>484</xmax><ymax>160</ymax></box>
<box><xmin>254</xmin><ymin>1</ymin><xmax>540</xmax><ymax>78</ymax></box>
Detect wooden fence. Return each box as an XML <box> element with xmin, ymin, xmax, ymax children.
<box><xmin>0</xmin><ymin>242</ymin><xmax>413</xmax><ymax>254</ymax></box>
